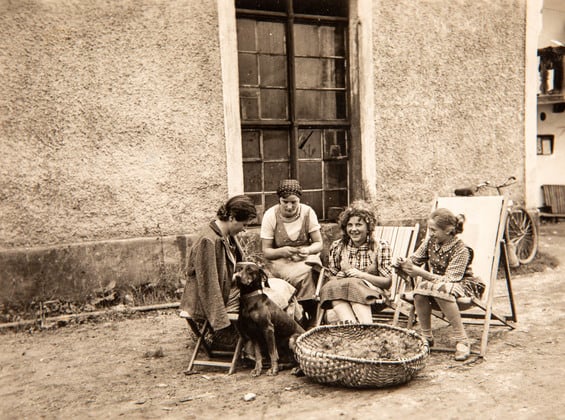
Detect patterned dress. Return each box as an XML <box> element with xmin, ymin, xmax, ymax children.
<box><xmin>319</xmin><ymin>239</ymin><xmax>392</xmax><ymax>309</ymax></box>
<box><xmin>411</xmin><ymin>236</ymin><xmax>485</xmax><ymax>302</ymax></box>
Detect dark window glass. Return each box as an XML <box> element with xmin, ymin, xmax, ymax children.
<box><xmin>298</xmin><ymin>129</ymin><xmax>322</xmax><ymax>159</ymax></box>
<box><xmin>236</xmin><ymin>1</ymin><xmax>349</xmax><ymax>222</ymax></box>
<box><xmin>293</xmin><ymin>0</ymin><xmax>348</xmax><ymax>17</ymax></box>
<box><xmin>263</xmin><ymin>130</ymin><xmax>289</xmax><ymax>160</ymax></box>
<box><xmin>242</xmin><ymin>130</ymin><xmax>261</xmax><ymax>159</ymax></box>
<box><xmin>236</xmin><ymin>0</ymin><xmax>286</xmax><ymax>12</ymax></box>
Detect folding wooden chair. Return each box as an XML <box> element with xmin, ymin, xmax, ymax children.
<box><xmin>180</xmin><ymin>310</ymin><xmax>244</xmax><ymax>375</ymax></box>
<box><xmin>393</xmin><ymin>195</ymin><xmax>517</xmax><ymax>357</ymax></box>
<box><xmin>312</xmin><ymin>224</ymin><xmax>420</xmax><ymax>326</ymax></box>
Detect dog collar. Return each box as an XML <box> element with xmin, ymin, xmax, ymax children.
<box><xmin>241</xmin><ymin>290</ymin><xmax>264</xmax><ymax>299</ymax></box>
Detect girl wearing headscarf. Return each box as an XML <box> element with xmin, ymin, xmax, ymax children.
<box><xmin>260</xmin><ymin>179</ymin><xmax>323</xmax><ymax>326</ymax></box>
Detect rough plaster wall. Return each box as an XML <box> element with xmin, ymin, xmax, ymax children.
<box><xmin>373</xmin><ymin>0</ymin><xmax>527</xmax><ymax>222</ymax></box>
<box><xmin>0</xmin><ymin>0</ymin><xmax>228</xmax><ymax>249</ymax></box>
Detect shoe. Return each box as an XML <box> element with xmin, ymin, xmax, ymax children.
<box><xmin>425</xmin><ymin>337</ymin><xmax>434</xmax><ymax>348</ymax></box>
<box><xmin>454</xmin><ymin>342</ymin><xmax>471</xmax><ymax>361</ymax></box>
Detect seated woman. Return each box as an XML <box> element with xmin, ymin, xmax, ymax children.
<box><xmin>260</xmin><ymin>179</ymin><xmax>323</xmax><ymax>326</ymax></box>
<box><xmin>180</xmin><ymin>195</ymin><xmax>257</xmax><ymax>333</ymax></box>
<box><xmin>319</xmin><ymin>201</ymin><xmax>392</xmax><ymax>324</ymax></box>
<box><xmin>396</xmin><ymin>208</ymin><xmax>485</xmax><ymax>362</ymax></box>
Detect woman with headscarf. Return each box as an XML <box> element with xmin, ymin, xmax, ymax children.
<box><xmin>260</xmin><ymin>179</ymin><xmax>323</xmax><ymax>326</ymax></box>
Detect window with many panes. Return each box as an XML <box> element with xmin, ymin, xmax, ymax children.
<box><xmin>236</xmin><ymin>0</ymin><xmax>349</xmax><ymax>221</ymax></box>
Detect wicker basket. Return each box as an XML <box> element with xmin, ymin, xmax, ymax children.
<box><xmin>294</xmin><ymin>323</ymin><xmax>429</xmax><ymax>388</ymax></box>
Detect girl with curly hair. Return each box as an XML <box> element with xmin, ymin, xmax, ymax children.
<box><xmin>319</xmin><ymin>201</ymin><xmax>392</xmax><ymax>323</ymax></box>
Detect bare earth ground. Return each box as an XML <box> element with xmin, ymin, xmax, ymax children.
<box><xmin>1</xmin><ymin>223</ymin><xmax>564</xmax><ymax>420</ymax></box>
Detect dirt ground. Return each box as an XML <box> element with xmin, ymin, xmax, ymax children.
<box><xmin>1</xmin><ymin>222</ymin><xmax>564</xmax><ymax>420</ymax></box>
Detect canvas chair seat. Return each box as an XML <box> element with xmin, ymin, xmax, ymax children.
<box><xmin>393</xmin><ymin>195</ymin><xmax>517</xmax><ymax>357</ymax></box>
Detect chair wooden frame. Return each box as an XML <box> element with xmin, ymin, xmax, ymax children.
<box><xmin>180</xmin><ymin>310</ymin><xmax>244</xmax><ymax>375</ymax></box>
<box><xmin>393</xmin><ymin>195</ymin><xmax>517</xmax><ymax>357</ymax></box>
<box><xmin>313</xmin><ymin>224</ymin><xmax>420</xmax><ymax>327</ymax></box>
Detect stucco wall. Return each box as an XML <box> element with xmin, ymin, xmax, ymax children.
<box><xmin>0</xmin><ymin>0</ymin><xmax>228</xmax><ymax>249</ymax></box>
<box><xmin>372</xmin><ymin>0</ymin><xmax>527</xmax><ymax>221</ymax></box>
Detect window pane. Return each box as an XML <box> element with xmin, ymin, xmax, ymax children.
<box><xmin>295</xmin><ymin>58</ymin><xmax>345</xmax><ymax>88</ymax></box>
<box><xmin>264</xmin><ymin>162</ymin><xmax>290</xmax><ymax>190</ymax></box>
<box><xmin>263</xmin><ymin>130</ymin><xmax>289</xmax><ymax>160</ymax></box>
<box><xmin>295</xmin><ymin>90</ymin><xmax>346</xmax><ymax>120</ymax></box>
<box><xmin>293</xmin><ymin>0</ymin><xmax>348</xmax><ymax>17</ymax></box>
<box><xmin>246</xmin><ymin>193</ymin><xmax>264</xmax><ymax>224</ymax></box>
<box><xmin>320</xmin><ymin>25</ymin><xmax>345</xmax><ymax>57</ymax></box>
<box><xmin>236</xmin><ymin>0</ymin><xmax>286</xmax><ymax>13</ymax></box>
<box><xmin>294</xmin><ymin>24</ymin><xmax>319</xmax><ymax>56</ymax></box>
<box><xmin>260</xmin><ymin>88</ymin><xmax>287</xmax><ymax>119</ymax></box>
<box><xmin>242</xmin><ymin>130</ymin><xmax>261</xmax><ymax>159</ymax></box>
<box><xmin>237</xmin><ymin>19</ymin><xmax>257</xmax><ymax>52</ymax></box>
<box><xmin>324</xmin><ymin>160</ymin><xmax>347</xmax><ymax>188</ymax></box>
<box><xmin>301</xmin><ymin>191</ymin><xmax>323</xmax><ymax>219</ymax></box>
<box><xmin>240</xmin><ymin>88</ymin><xmax>259</xmax><ymax>120</ymax></box>
<box><xmin>265</xmin><ymin>193</ymin><xmax>279</xmax><ymax>209</ymax></box>
<box><xmin>259</xmin><ymin>55</ymin><xmax>287</xmax><ymax>87</ymax></box>
<box><xmin>258</xmin><ymin>21</ymin><xmax>286</xmax><ymax>54</ymax></box>
<box><xmin>323</xmin><ymin>129</ymin><xmax>347</xmax><ymax>159</ymax></box>
<box><xmin>239</xmin><ymin>53</ymin><xmax>258</xmax><ymax>86</ymax></box>
<box><xmin>298</xmin><ymin>161</ymin><xmax>322</xmax><ymax>189</ymax></box>
<box><xmin>324</xmin><ymin>190</ymin><xmax>348</xmax><ymax>211</ymax></box>
<box><xmin>243</xmin><ymin>162</ymin><xmax>263</xmax><ymax>192</ymax></box>
<box><xmin>298</xmin><ymin>129</ymin><xmax>322</xmax><ymax>159</ymax></box>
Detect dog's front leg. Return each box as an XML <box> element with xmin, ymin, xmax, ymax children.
<box><xmin>264</xmin><ymin>325</ymin><xmax>279</xmax><ymax>376</ymax></box>
<box><xmin>250</xmin><ymin>341</ymin><xmax>263</xmax><ymax>377</ymax></box>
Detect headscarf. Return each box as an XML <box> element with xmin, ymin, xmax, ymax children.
<box><xmin>276</xmin><ymin>179</ymin><xmax>302</xmax><ymax>198</ymax></box>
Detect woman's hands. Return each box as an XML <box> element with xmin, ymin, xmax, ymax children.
<box><xmin>279</xmin><ymin>245</ymin><xmax>310</xmax><ymax>261</ymax></box>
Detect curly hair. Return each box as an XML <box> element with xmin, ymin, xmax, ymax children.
<box><xmin>216</xmin><ymin>195</ymin><xmax>257</xmax><ymax>222</ymax></box>
<box><xmin>430</xmin><ymin>208</ymin><xmax>465</xmax><ymax>236</ymax></box>
<box><xmin>338</xmin><ymin>201</ymin><xmax>378</xmax><ymax>247</ymax></box>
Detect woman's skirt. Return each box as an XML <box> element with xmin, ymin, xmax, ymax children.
<box><xmin>413</xmin><ymin>276</ymin><xmax>485</xmax><ymax>303</ymax></box>
<box><xmin>267</xmin><ymin>256</ymin><xmax>320</xmax><ymax>302</ymax></box>
<box><xmin>319</xmin><ymin>276</ymin><xmax>389</xmax><ymax>309</ymax></box>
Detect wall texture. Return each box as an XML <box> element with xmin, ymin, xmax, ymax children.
<box><xmin>0</xmin><ymin>0</ymin><xmax>530</xmax><ymax>312</ymax></box>
<box><xmin>0</xmin><ymin>0</ymin><xmax>229</xmax><ymax>250</ymax></box>
<box><xmin>372</xmin><ymin>0</ymin><xmax>527</xmax><ymax>221</ymax></box>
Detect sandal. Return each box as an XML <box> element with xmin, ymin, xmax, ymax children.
<box><xmin>454</xmin><ymin>341</ymin><xmax>471</xmax><ymax>361</ymax></box>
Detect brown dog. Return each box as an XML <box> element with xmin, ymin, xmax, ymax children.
<box><xmin>234</xmin><ymin>262</ymin><xmax>305</xmax><ymax>376</ymax></box>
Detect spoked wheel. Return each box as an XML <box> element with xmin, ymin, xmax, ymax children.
<box><xmin>506</xmin><ymin>207</ymin><xmax>538</xmax><ymax>265</ymax></box>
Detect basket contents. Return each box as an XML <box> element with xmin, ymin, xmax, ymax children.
<box><xmin>294</xmin><ymin>323</ymin><xmax>429</xmax><ymax>388</ymax></box>
<box><xmin>318</xmin><ymin>333</ymin><xmax>422</xmax><ymax>361</ymax></box>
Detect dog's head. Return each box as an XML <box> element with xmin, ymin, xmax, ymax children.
<box><xmin>233</xmin><ymin>262</ymin><xmax>270</xmax><ymax>292</ymax></box>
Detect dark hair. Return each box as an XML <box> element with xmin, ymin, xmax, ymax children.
<box><xmin>217</xmin><ymin>195</ymin><xmax>257</xmax><ymax>222</ymax></box>
<box><xmin>338</xmin><ymin>201</ymin><xmax>378</xmax><ymax>247</ymax></box>
<box><xmin>430</xmin><ymin>208</ymin><xmax>465</xmax><ymax>235</ymax></box>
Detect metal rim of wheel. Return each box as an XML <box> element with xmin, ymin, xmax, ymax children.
<box><xmin>506</xmin><ymin>207</ymin><xmax>539</xmax><ymax>265</ymax></box>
